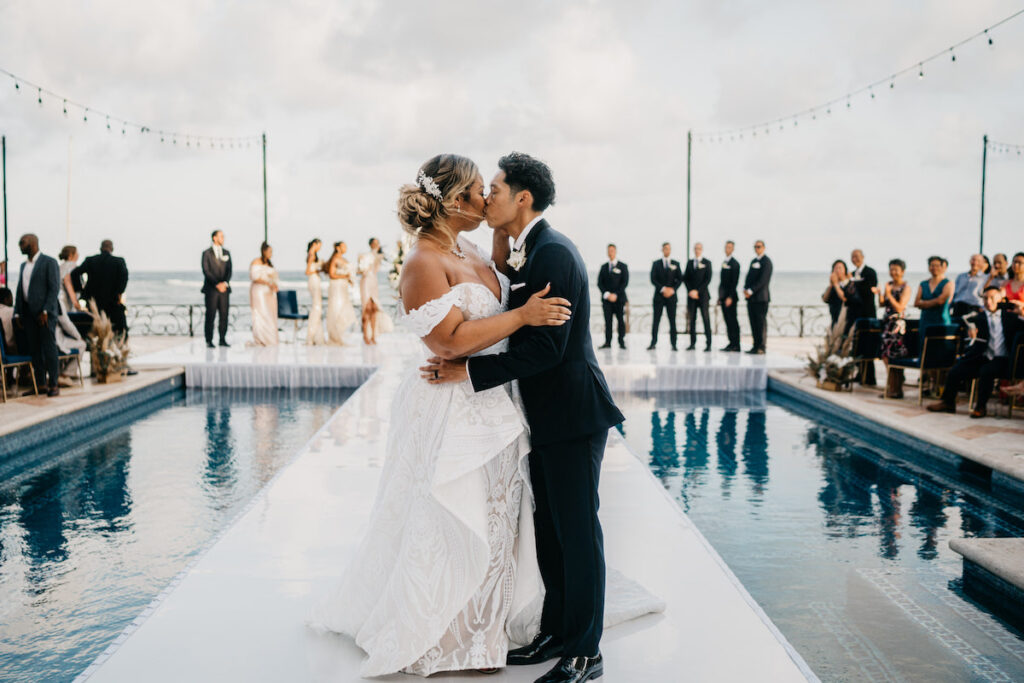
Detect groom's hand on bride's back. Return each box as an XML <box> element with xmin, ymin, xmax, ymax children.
<box><xmin>521</xmin><ymin>283</ymin><xmax>572</xmax><ymax>328</ymax></box>
<box><xmin>421</xmin><ymin>356</ymin><xmax>468</xmax><ymax>384</ymax></box>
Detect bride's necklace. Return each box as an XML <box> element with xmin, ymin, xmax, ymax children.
<box><xmin>449</xmin><ymin>243</ymin><xmax>466</xmax><ymax>260</ymax></box>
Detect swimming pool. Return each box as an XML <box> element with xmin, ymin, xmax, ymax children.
<box><xmin>0</xmin><ymin>387</ymin><xmax>352</xmax><ymax>683</ymax></box>
<box><xmin>615</xmin><ymin>390</ymin><xmax>1024</xmax><ymax>682</ymax></box>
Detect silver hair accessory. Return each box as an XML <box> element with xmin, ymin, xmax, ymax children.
<box><xmin>417</xmin><ymin>170</ymin><xmax>443</xmax><ymax>201</ymax></box>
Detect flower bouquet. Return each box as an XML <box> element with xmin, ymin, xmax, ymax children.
<box><xmin>86</xmin><ymin>301</ymin><xmax>130</xmax><ymax>383</ymax></box>
<box><xmin>806</xmin><ymin>324</ymin><xmax>856</xmax><ymax>391</ymax></box>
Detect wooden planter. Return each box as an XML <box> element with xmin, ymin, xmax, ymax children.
<box><xmin>95</xmin><ymin>370</ymin><xmax>124</xmax><ymax>384</ymax></box>
<box><xmin>816</xmin><ymin>379</ymin><xmax>846</xmax><ymax>392</ymax></box>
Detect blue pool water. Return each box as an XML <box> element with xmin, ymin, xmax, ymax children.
<box><xmin>615</xmin><ymin>390</ymin><xmax>1024</xmax><ymax>683</ymax></box>
<box><xmin>0</xmin><ymin>387</ymin><xmax>352</xmax><ymax>683</ymax></box>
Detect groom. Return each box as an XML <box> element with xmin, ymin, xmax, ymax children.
<box><xmin>425</xmin><ymin>152</ymin><xmax>624</xmax><ymax>683</ymax></box>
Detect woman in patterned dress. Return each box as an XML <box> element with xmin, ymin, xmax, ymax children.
<box><xmin>879</xmin><ymin>258</ymin><xmax>912</xmax><ymax>398</ymax></box>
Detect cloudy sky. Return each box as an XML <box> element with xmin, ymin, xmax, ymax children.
<box><xmin>1</xmin><ymin>0</ymin><xmax>1022</xmax><ymax>275</ymax></box>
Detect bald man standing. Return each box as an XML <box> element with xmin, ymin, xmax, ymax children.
<box><xmin>14</xmin><ymin>234</ymin><xmax>61</xmax><ymax>396</ymax></box>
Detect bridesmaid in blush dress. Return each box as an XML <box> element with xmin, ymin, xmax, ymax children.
<box><xmin>326</xmin><ymin>241</ymin><xmax>356</xmax><ymax>345</ymax></box>
<box><xmin>249</xmin><ymin>242</ymin><xmax>280</xmax><ymax>346</ymax></box>
<box><xmin>305</xmin><ymin>239</ymin><xmax>326</xmax><ymax>345</ymax></box>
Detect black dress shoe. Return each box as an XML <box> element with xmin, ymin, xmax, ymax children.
<box><xmin>219</xmin><ymin>340</ymin><xmax>231</xmax><ymax>348</ymax></box>
<box><xmin>22</xmin><ymin>389</ymin><xmax>39</xmax><ymax>397</ymax></box>
<box><xmin>47</xmin><ymin>386</ymin><xmax>60</xmax><ymax>397</ymax></box>
<box><xmin>671</xmin><ymin>345</ymin><xmax>678</xmax><ymax>351</ymax></box>
<box><xmin>535</xmin><ymin>653</ymin><xmax>603</xmax><ymax>683</ymax></box>
<box><xmin>704</xmin><ymin>346</ymin><xmax>712</xmax><ymax>352</ymax></box>
<box><xmin>618</xmin><ymin>342</ymin><xmax>626</xmax><ymax>350</ymax></box>
<box><xmin>646</xmin><ymin>344</ymin><xmax>656</xmax><ymax>350</ymax></box>
<box><xmin>507</xmin><ymin>634</ymin><xmax>563</xmax><ymax>666</ymax></box>
<box><xmin>686</xmin><ymin>344</ymin><xmax>696</xmax><ymax>351</ymax></box>
<box><xmin>206</xmin><ymin>341</ymin><xmax>216</xmax><ymax>348</ymax></box>
<box><xmin>598</xmin><ymin>342</ymin><xmax>611</xmax><ymax>349</ymax></box>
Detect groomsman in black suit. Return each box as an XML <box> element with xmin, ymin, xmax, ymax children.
<box><xmin>718</xmin><ymin>240</ymin><xmax>741</xmax><ymax>351</ymax></box>
<box><xmin>71</xmin><ymin>240</ymin><xmax>129</xmax><ymax>335</ymax></box>
<box><xmin>597</xmin><ymin>244</ymin><xmax>628</xmax><ymax>349</ymax></box>
<box><xmin>201</xmin><ymin>230</ymin><xmax>232</xmax><ymax>348</ymax></box>
<box><xmin>743</xmin><ymin>239</ymin><xmax>773</xmax><ymax>354</ymax></box>
<box><xmin>648</xmin><ymin>242</ymin><xmax>683</xmax><ymax>350</ymax></box>
<box><xmin>848</xmin><ymin>248</ymin><xmax>878</xmax><ymax>385</ymax></box>
<box><xmin>683</xmin><ymin>242</ymin><xmax>712</xmax><ymax>351</ymax></box>
<box><xmin>13</xmin><ymin>234</ymin><xmax>61</xmax><ymax>396</ymax></box>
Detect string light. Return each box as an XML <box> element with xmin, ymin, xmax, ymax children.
<box><xmin>692</xmin><ymin>7</ymin><xmax>1023</xmax><ymax>143</ymax></box>
<box><xmin>988</xmin><ymin>139</ymin><xmax>1024</xmax><ymax>157</ymax></box>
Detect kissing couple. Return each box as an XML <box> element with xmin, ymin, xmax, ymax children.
<box><xmin>310</xmin><ymin>152</ymin><xmax>655</xmax><ymax>683</ymax></box>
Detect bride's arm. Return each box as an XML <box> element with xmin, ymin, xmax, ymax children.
<box><xmin>401</xmin><ymin>250</ymin><xmax>570</xmax><ymax>360</ymax></box>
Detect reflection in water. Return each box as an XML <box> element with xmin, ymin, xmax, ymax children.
<box><xmin>204</xmin><ymin>406</ymin><xmax>238</xmax><ymax>504</ymax></box>
<box><xmin>741</xmin><ymin>410</ymin><xmax>768</xmax><ymax>497</ymax></box>
<box><xmin>715</xmin><ymin>410</ymin><xmax>738</xmax><ymax>496</ymax></box>
<box><xmin>649</xmin><ymin>411</ymin><xmax>679</xmax><ymax>487</ymax></box>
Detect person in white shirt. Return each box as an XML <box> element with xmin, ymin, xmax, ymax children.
<box><xmin>596</xmin><ymin>244</ymin><xmax>628</xmax><ymax>349</ymax></box>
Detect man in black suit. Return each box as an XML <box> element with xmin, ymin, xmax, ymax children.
<box><xmin>718</xmin><ymin>240</ymin><xmax>741</xmax><ymax>351</ymax></box>
<box><xmin>597</xmin><ymin>243</ymin><xmax>628</xmax><ymax>349</ymax></box>
<box><xmin>927</xmin><ymin>286</ymin><xmax>1023</xmax><ymax>418</ymax></box>
<box><xmin>683</xmin><ymin>241</ymin><xmax>712</xmax><ymax>351</ymax></box>
<box><xmin>13</xmin><ymin>234</ymin><xmax>61</xmax><ymax>396</ymax></box>
<box><xmin>649</xmin><ymin>242</ymin><xmax>683</xmax><ymax>350</ymax></box>
<box><xmin>71</xmin><ymin>240</ymin><xmax>129</xmax><ymax>336</ymax></box>
<box><xmin>425</xmin><ymin>153</ymin><xmax>623</xmax><ymax>683</ymax></box>
<box><xmin>201</xmin><ymin>230</ymin><xmax>232</xmax><ymax>348</ymax></box>
<box><xmin>743</xmin><ymin>239</ymin><xmax>773</xmax><ymax>354</ymax></box>
<box><xmin>848</xmin><ymin>248</ymin><xmax>878</xmax><ymax>385</ymax></box>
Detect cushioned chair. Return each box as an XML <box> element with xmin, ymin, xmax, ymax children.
<box><xmin>888</xmin><ymin>324</ymin><xmax>959</xmax><ymax>405</ymax></box>
<box><xmin>59</xmin><ymin>347</ymin><xmax>85</xmax><ymax>389</ymax></box>
<box><xmin>276</xmin><ymin>290</ymin><xmax>308</xmax><ymax>343</ymax></box>
<box><xmin>0</xmin><ymin>330</ymin><xmax>38</xmax><ymax>401</ymax></box>
<box><xmin>850</xmin><ymin>317</ymin><xmax>882</xmax><ymax>383</ymax></box>
<box><xmin>1009</xmin><ymin>331</ymin><xmax>1024</xmax><ymax>419</ymax></box>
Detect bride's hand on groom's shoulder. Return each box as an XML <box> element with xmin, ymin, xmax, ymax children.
<box><xmin>421</xmin><ymin>356</ymin><xmax>468</xmax><ymax>385</ymax></box>
<box><xmin>521</xmin><ymin>283</ymin><xmax>572</xmax><ymax>328</ymax></box>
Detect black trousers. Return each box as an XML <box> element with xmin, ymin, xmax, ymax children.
<box><xmin>651</xmin><ymin>296</ymin><xmax>677</xmax><ymax>347</ymax></box>
<box><xmin>204</xmin><ymin>290</ymin><xmax>230</xmax><ymax>343</ymax></box>
<box><xmin>24</xmin><ymin>315</ymin><xmax>59</xmax><ymax>388</ymax></box>
<box><xmin>95</xmin><ymin>297</ymin><xmax>127</xmax><ymax>336</ymax></box>
<box><xmin>530</xmin><ymin>430</ymin><xmax>607</xmax><ymax>657</ymax></box>
<box><xmin>602</xmin><ymin>300</ymin><xmax>626</xmax><ymax>345</ymax></box>
<box><xmin>950</xmin><ymin>301</ymin><xmax>981</xmax><ymax>319</ymax></box>
<box><xmin>747</xmin><ymin>301</ymin><xmax>769</xmax><ymax>351</ymax></box>
<box><xmin>721</xmin><ymin>298</ymin><xmax>740</xmax><ymax>347</ymax></box>
<box><xmin>687</xmin><ymin>297</ymin><xmax>711</xmax><ymax>347</ymax></box>
<box><xmin>942</xmin><ymin>355</ymin><xmax>1009</xmax><ymax>410</ymax></box>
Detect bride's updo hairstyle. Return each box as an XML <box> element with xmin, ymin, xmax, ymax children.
<box><xmin>397</xmin><ymin>154</ymin><xmax>479</xmax><ymax>247</ymax></box>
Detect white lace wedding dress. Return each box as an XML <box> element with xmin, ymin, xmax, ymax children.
<box><xmin>308</xmin><ymin>237</ymin><xmax>663</xmax><ymax>678</ymax></box>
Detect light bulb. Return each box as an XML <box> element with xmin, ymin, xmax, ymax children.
<box><xmin>918</xmin><ymin>64</ymin><xmax>924</xmax><ymax>79</ymax></box>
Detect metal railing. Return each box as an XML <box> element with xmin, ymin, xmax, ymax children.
<box><xmin>124</xmin><ymin>302</ymin><xmax>833</xmax><ymax>339</ymax></box>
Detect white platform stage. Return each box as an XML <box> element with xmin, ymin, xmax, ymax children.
<box><xmin>133</xmin><ymin>332</ymin><xmax>803</xmax><ymax>392</ymax></box>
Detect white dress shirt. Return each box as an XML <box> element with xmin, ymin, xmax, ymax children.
<box><xmin>512</xmin><ymin>216</ymin><xmax>544</xmax><ymax>252</ymax></box>
<box><xmin>603</xmin><ymin>260</ymin><xmax>619</xmax><ymax>300</ymax></box>
<box><xmin>21</xmin><ymin>252</ymin><xmax>37</xmax><ymax>299</ymax></box>
<box><xmin>213</xmin><ymin>244</ymin><xmax>225</xmax><ymax>261</ymax></box>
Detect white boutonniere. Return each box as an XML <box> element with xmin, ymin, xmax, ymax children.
<box><xmin>612</xmin><ymin>267</ymin><xmax>621</xmax><ymax>274</ymax></box>
<box><xmin>752</xmin><ymin>262</ymin><xmax>761</xmax><ymax>269</ymax></box>
<box><xmin>669</xmin><ymin>264</ymin><xmax>677</xmax><ymax>270</ymax></box>
<box><xmin>722</xmin><ymin>262</ymin><xmax>730</xmax><ymax>269</ymax></box>
<box><xmin>221</xmin><ymin>253</ymin><xmax>230</xmax><ymax>262</ymax></box>
<box><xmin>507</xmin><ymin>248</ymin><xmax>526</xmax><ymax>272</ymax></box>
<box><xmin>698</xmin><ymin>263</ymin><xmax>705</xmax><ymax>269</ymax></box>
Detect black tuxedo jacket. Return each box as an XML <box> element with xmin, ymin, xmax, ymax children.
<box><xmin>467</xmin><ymin>220</ymin><xmax>624</xmax><ymax>447</ymax></box>
<box><xmin>650</xmin><ymin>258</ymin><xmax>683</xmax><ymax>300</ymax></box>
<box><xmin>851</xmin><ymin>266</ymin><xmax>878</xmax><ymax>319</ymax></box>
<box><xmin>683</xmin><ymin>257</ymin><xmax>713</xmax><ymax>301</ymax></box>
<box><xmin>743</xmin><ymin>255</ymin><xmax>773</xmax><ymax>303</ymax></box>
<box><xmin>597</xmin><ymin>261</ymin><xmax>629</xmax><ymax>303</ymax></box>
<box><xmin>202</xmin><ymin>247</ymin><xmax>233</xmax><ymax>294</ymax></box>
<box><xmin>961</xmin><ymin>309</ymin><xmax>1023</xmax><ymax>362</ymax></box>
<box><xmin>14</xmin><ymin>254</ymin><xmax>60</xmax><ymax>318</ymax></box>
<box><xmin>718</xmin><ymin>257</ymin><xmax>740</xmax><ymax>301</ymax></box>
<box><xmin>71</xmin><ymin>252</ymin><xmax>129</xmax><ymax>306</ymax></box>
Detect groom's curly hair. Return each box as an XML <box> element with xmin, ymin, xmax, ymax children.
<box><xmin>498</xmin><ymin>152</ymin><xmax>556</xmax><ymax>212</ymax></box>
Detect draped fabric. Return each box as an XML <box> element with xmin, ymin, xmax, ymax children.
<box><xmin>326</xmin><ymin>263</ymin><xmax>356</xmax><ymax>345</ymax></box>
<box><xmin>306</xmin><ymin>267</ymin><xmax>326</xmax><ymax>346</ymax></box>
<box><xmin>249</xmin><ymin>263</ymin><xmax>279</xmax><ymax>346</ymax></box>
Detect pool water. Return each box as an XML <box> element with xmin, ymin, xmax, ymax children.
<box><xmin>615</xmin><ymin>390</ymin><xmax>1024</xmax><ymax>683</ymax></box>
<box><xmin>0</xmin><ymin>387</ymin><xmax>352</xmax><ymax>683</ymax></box>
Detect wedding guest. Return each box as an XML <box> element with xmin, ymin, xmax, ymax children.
<box><xmin>249</xmin><ymin>242</ymin><xmax>279</xmax><ymax>346</ymax></box>
<box><xmin>1005</xmin><ymin>252</ymin><xmax>1024</xmax><ymax>303</ymax></box>
<box><xmin>305</xmin><ymin>238</ymin><xmax>326</xmax><ymax>345</ymax></box>
<box><xmin>14</xmin><ymin>234</ymin><xmax>61</xmax><ymax>396</ymax></box>
<box><xmin>822</xmin><ymin>259</ymin><xmax>853</xmax><ymax>329</ymax></box>
<box><xmin>597</xmin><ymin>243</ymin><xmax>628</xmax><ymax>349</ymax></box>
<box><xmin>201</xmin><ymin>230</ymin><xmax>232</xmax><ymax>348</ymax></box>
<box><xmin>683</xmin><ymin>241</ymin><xmax>712</xmax><ymax>351</ymax></box>
<box><xmin>915</xmin><ymin>256</ymin><xmax>953</xmax><ymax>344</ymax></box>
<box><xmin>927</xmin><ymin>288</ymin><xmax>1024</xmax><ymax>418</ymax></box>
<box><xmin>55</xmin><ymin>300</ymin><xmax>86</xmax><ymax>386</ymax></box>
<box><xmin>950</xmin><ymin>254</ymin><xmax>987</xmax><ymax>318</ymax></box>
<box><xmin>0</xmin><ymin>286</ymin><xmax>15</xmax><ymax>352</ymax></box>
<box><xmin>743</xmin><ymin>239</ymin><xmax>772</xmax><ymax>354</ymax></box>
<box><xmin>986</xmin><ymin>253</ymin><xmax>1009</xmax><ymax>290</ymax></box>
<box><xmin>71</xmin><ymin>240</ymin><xmax>129</xmax><ymax>335</ymax></box>
<box><xmin>718</xmin><ymin>240</ymin><xmax>741</xmax><ymax>352</ymax></box>
<box><xmin>326</xmin><ymin>241</ymin><xmax>356</xmax><ymax>345</ymax></box>
<box><xmin>358</xmin><ymin>237</ymin><xmax>392</xmax><ymax>345</ymax></box>
<box><xmin>648</xmin><ymin>242</ymin><xmax>683</xmax><ymax>350</ymax></box>
<box><xmin>879</xmin><ymin>259</ymin><xmax>912</xmax><ymax>398</ymax></box>
<box><xmin>58</xmin><ymin>245</ymin><xmax>82</xmax><ymax>312</ymax></box>
<box><xmin>849</xmin><ymin>249</ymin><xmax>878</xmax><ymax>385</ymax></box>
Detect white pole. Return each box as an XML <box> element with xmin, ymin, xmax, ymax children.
<box><xmin>66</xmin><ymin>135</ymin><xmax>72</xmax><ymax>242</ymax></box>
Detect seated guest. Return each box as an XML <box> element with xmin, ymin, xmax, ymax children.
<box><xmin>915</xmin><ymin>256</ymin><xmax>953</xmax><ymax>343</ymax></box>
<box><xmin>822</xmin><ymin>259</ymin><xmax>857</xmax><ymax>332</ymax></box>
<box><xmin>0</xmin><ymin>286</ymin><xmax>15</xmax><ymax>352</ymax></box>
<box><xmin>950</xmin><ymin>253</ymin><xmax>987</xmax><ymax>318</ymax></box>
<box><xmin>986</xmin><ymin>252</ymin><xmax>1009</xmax><ymax>290</ymax></box>
<box><xmin>879</xmin><ymin>259</ymin><xmax>912</xmax><ymax>398</ymax></box>
<box><xmin>1006</xmin><ymin>252</ymin><xmax>1024</xmax><ymax>303</ymax></box>
<box><xmin>927</xmin><ymin>287</ymin><xmax>1024</xmax><ymax>417</ymax></box>
<box><xmin>55</xmin><ymin>301</ymin><xmax>87</xmax><ymax>385</ymax></box>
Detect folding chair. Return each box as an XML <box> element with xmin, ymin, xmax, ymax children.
<box><xmin>276</xmin><ymin>290</ymin><xmax>309</xmax><ymax>343</ymax></box>
<box><xmin>888</xmin><ymin>324</ymin><xmax>959</xmax><ymax>405</ymax></box>
<box><xmin>0</xmin><ymin>330</ymin><xmax>39</xmax><ymax>401</ymax></box>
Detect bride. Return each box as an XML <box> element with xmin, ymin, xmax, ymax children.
<box><xmin>308</xmin><ymin>154</ymin><xmax>572</xmax><ymax>676</ymax></box>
